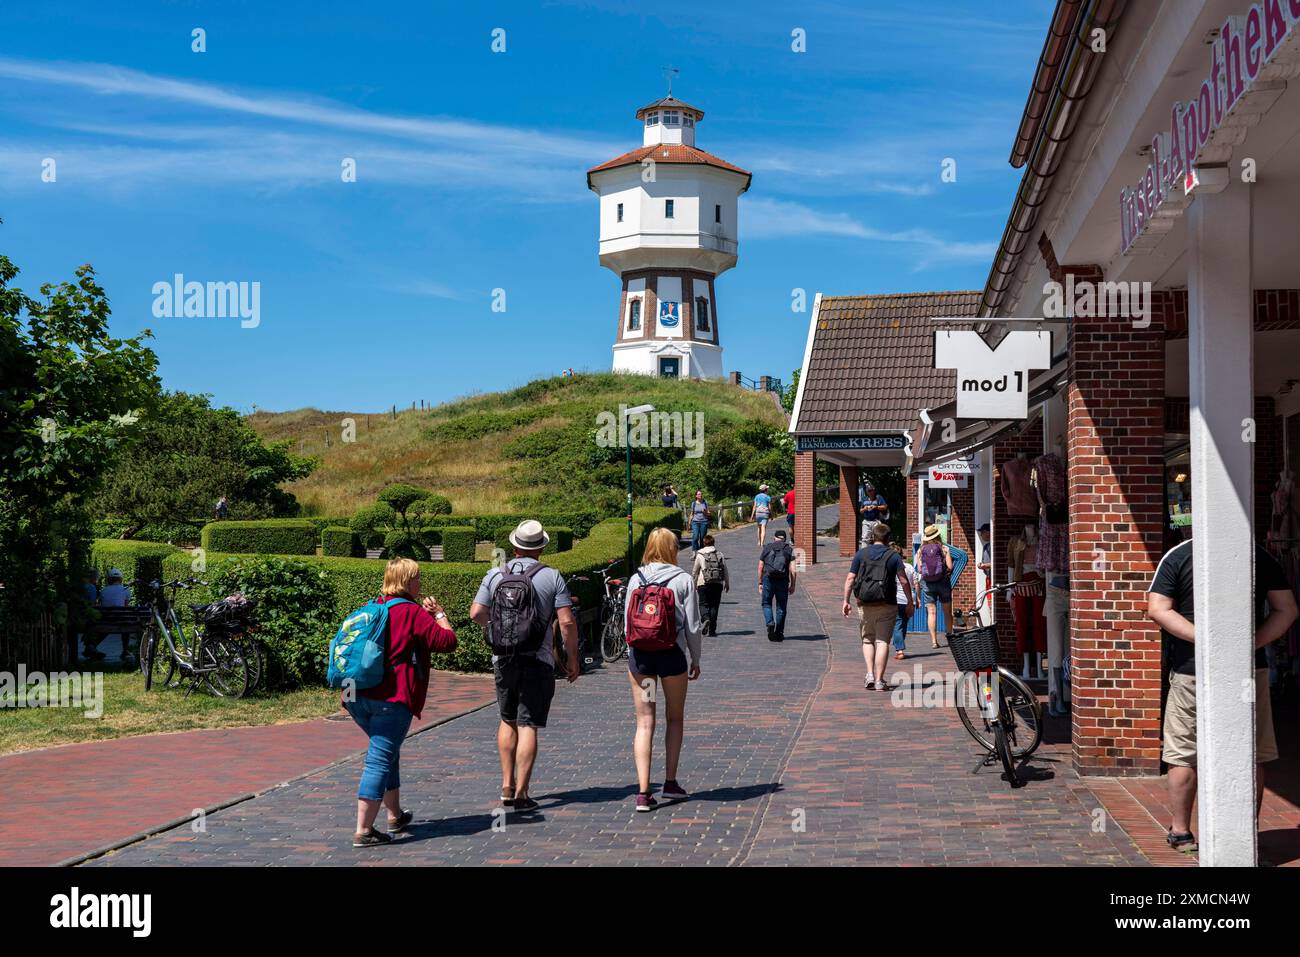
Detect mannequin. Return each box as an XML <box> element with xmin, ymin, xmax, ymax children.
<box><xmin>1032</xmin><ymin>444</ymin><xmax>1071</xmax><ymax>715</ymax></box>
<box><xmin>1008</xmin><ymin>522</ymin><xmax>1047</xmax><ymax>680</ymax></box>
<box><xmin>1000</xmin><ymin>452</ymin><xmax>1038</xmax><ymax>518</ymax></box>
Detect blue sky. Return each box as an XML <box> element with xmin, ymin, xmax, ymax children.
<box><xmin>0</xmin><ymin>0</ymin><xmax>1052</xmax><ymax>413</ymax></box>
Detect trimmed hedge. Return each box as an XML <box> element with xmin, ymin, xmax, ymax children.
<box><xmin>632</xmin><ymin>506</ymin><xmax>683</xmax><ymax>533</ymax></box>
<box><xmin>550</xmin><ymin>526</ymin><xmax>574</xmax><ymax>552</ymax></box>
<box><xmin>424</xmin><ymin>526</ymin><xmax>476</xmax><ymax>562</ymax></box>
<box><xmin>89</xmin><ymin>540</ymin><xmax>180</xmax><ymax>587</ymax></box>
<box><xmin>86</xmin><ymin>509</ymin><xmax>672</xmax><ymax>677</ymax></box>
<box><xmin>493</xmin><ymin>524</ymin><xmax>573</xmax><ymax>555</ymax></box>
<box><xmin>201</xmin><ymin>519</ymin><xmax>318</xmax><ymax>555</ymax></box>
<box><xmin>469</xmin><ymin>510</ymin><xmax>599</xmax><ymax>540</ymax></box>
<box><xmin>321</xmin><ymin>526</ymin><xmax>359</xmax><ymax>558</ymax></box>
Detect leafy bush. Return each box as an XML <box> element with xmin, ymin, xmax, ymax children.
<box><xmin>425</xmin><ymin>407</ymin><xmax>549</xmax><ymax>443</ymax></box>
<box><xmin>377</xmin><ymin>483</ymin><xmax>435</xmax><ymax>515</ymax></box>
<box><xmin>321</xmin><ymin>526</ymin><xmax>358</xmax><ymax>558</ymax></box>
<box><xmin>208</xmin><ymin>555</ymin><xmax>337</xmax><ymax>688</ymax></box>
<box><xmin>631</xmin><ymin>506</ymin><xmax>683</xmax><ymax>533</ymax></box>
<box><xmin>200</xmin><ymin>519</ymin><xmax>318</xmax><ymax>555</ymax></box>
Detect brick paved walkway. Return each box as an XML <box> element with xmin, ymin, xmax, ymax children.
<box><xmin>85</xmin><ymin>505</ymin><xmax>1153</xmax><ymax>866</ymax></box>
<box><xmin>1</xmin><ymin>673</ymin><xmax>495</xmax><ymax>866</ymax></box>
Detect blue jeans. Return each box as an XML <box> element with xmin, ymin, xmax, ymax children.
<box><xmin>690</xmin><ymin>519</ymin><xmax>709</xmax><ymax>551</ymax></box>
<box><xmin>345</xmin><ymin>697</ymin><xmax>413</xmax><ymax>801</ymax></box>
<box><xmin>892</xmin><ymin>605</ymin><xmax>908</xmax><ymax>652</ymax></box>
<box><xmin>762</xmin><ymin>574</ymin><xmax>789</xmax><ymax>632</ymax></box>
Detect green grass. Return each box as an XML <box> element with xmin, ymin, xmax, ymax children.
<box><xmin>0</xmin><ymin>666</ymin><xmax>339</xmax><ymax>756</ymax></box>
<box><xmin>249</xmin><ymin>372</ymin><xmax>790</xmax><ymax>518</ymax></box>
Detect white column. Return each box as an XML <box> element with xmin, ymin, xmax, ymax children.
<box><xmin>1187</xmin><ymin>182</ymin><xmax>1255</xmax><ymax>867</ymax></box>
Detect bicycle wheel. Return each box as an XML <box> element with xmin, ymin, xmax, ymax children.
<box><xmin>600</xmin><ymin>606</ymin><xmax>625</xmax><ymax>662</ymax></box>
<box><xmin>140</xmin><ymin>624</ymin><xmax>176</xmax><ymax>691</ymax></box>
<box><xmin>994</xmin><ymin>723</ymin><xmax>1022</xmax><ymax>788</ymax></box>
<box><xmin>203</xmin><ymin>638</ymin><xmax>250</xmax><ymax>698</ymax></box>
<box><xmin>997</xmin><ymin>669</ymin><xmax>1043</xmax><ymax>758</ymax></box>
<box><xmin>955</xmin><ymin>671</ymin><xmax>996</xmax><ymax>753</ymax></box>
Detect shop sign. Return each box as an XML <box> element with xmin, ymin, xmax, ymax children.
<box><xmin>933</xmin><ymin>330</ymin><xmax>1052</xmax><ymax>420</ymax></box>
<box><xmin>935</xmin><ymin>457</ymin><xmax>980</xmax><ymax>474</ymax></box>
<box><xmin>1120</xmin><ymin>2</ymin><xmax>1300</xmax><ymax>254</ymax></box>
<box><xmin>927</xmin><ymin>467</ymin><xmax>967</xmax><ymax>489</ymax></box>
<box><xmin>796</xmin><ymin>434</ymin><xmax>907</xmax><ymax>452</ymax></box>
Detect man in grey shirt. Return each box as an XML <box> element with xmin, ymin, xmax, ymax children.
<box><xmin>470</xmin><ymin>520</ymin><xmax>578</xmax><ymax>812</ymax></box>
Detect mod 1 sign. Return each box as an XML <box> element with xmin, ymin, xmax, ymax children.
<box><xmin>933</xmin><ymin>329</ymin><xmax>1051</xmax><ymax>419</ymax></box>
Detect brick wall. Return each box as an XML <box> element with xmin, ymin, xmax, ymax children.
<box><xmin>839</xmin><ymin>465</ymin><xmax>860</xmax><ymax>557</ymax></box>
<box><xmin>794</xmin><ymin>451</ymin><xmax>817</xmax><ymax>565</ymax></box>
<box><xmin>1065</xmin><ymin>265</ymin><xmax>1166</xmax><ymax>777</ymax></box>
<box><xmin>1160</xmin><ymin>288</ymin><xmax>1300</xmax><ymax>337</ymax></box>
<box><xmin>991</xmin><ymin>420</ymin><xmax>1044</xmax><ymax>664</ymax></box>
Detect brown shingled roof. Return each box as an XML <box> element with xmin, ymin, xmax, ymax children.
<box><xmin>793</xmin><ymin>291</ymin><xmax>981</xmax><ymax>433</ymax></box>
<box><xmin>586</xmin><ymin>144</ymin><xmax>752</xmax><ymax>190</ymax></box>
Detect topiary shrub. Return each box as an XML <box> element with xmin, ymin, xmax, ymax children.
<box><xmin>208</xmin><ymin>555</ymin><xmax>337</xmax><ymax>688</ymax></box>
<box><xmin>550</xmin><ymin>526</ymin><xmax>573</xmax><ymax>552</ymax></box>
<box><xmin>200</xmin><ymin>519</ymin><xmax>318</xmax><ymax>555</ymax></box>
<box><xmin>90</xmin><ymin>539</ymin><xmax>178</xmax><ymax>587</ymax></box>
<box><xmin>423</xmin><ymin>526</ymin><xmax>476</xmax><ymax>562</ymax></box>
<box><xmin>632</xmin><ymin>506</ymin><xmax>683</xmax><ymax>533</ymax></box>
<box><xmin>321</xmin><ymin>526</ymin><xmax>359</xmax><ymax>558</ymax></box>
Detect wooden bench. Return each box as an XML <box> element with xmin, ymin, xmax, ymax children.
<box><xmin>84</xmin><ymin>607</ymin><xmax>155</xmax><ymax>654</ymax></box>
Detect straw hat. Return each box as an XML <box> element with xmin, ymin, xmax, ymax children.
<box><xmin>922</xmin><ymin>525</ymin><xmax>943</xmax><ymax>543</ymax></box>
<box><xmin>508</xmin><ymin>519</ymin><xmax>550</xmax><ymax>551</ymax></box>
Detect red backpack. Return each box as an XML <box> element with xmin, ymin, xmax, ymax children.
<box><xmin>626</xmin><ymin>570</ymin><xmax>684</xmax><ymax>651</ymax></box>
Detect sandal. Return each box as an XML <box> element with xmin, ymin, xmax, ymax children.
<box><xmin>501</xmin><ymin>781</ymin><xmax>516</xmax><ymax>807</ymax></box>
<box><xmin>1166</xmin><ymin>830</ymin><xmax>1197</xmax><ymax>853</ymax></box>
<box><xmin>894</xmin><ymin>650</ymin><xmax>905</xmax><ymax>660</ymax></box>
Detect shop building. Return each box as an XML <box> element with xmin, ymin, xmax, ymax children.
<box><xmin>790</xmin><ymin>0</ymin><xmax>1300</xmax><ymax>866</ymax></box>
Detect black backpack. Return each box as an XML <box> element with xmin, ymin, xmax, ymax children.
<box><xmin>764</xmin><ymin>543</ymin><xmax>792</xmax><ymax>577</ymax></box>
<box><xmin>487</xmin><ymin>561</ymin><xmax>549</xmax><ymax>657</ymax></box>
<box><xmin>852</xmin><ymin>550</ymin><xmax>891</xmax><ymax>603</ymax></box>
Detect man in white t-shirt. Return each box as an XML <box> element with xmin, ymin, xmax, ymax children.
<box><xmin>97</xmin><ymin>568</ymin><xmax>133</xmax><ymax>660</ymax></box>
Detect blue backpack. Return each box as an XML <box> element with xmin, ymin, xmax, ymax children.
<box><xmin>327</xmin><ymin>597</ymin><xmax>414</xmax><ymax>690</ymax></box>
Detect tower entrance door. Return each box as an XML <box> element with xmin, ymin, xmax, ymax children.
<box><xmin>658</xmin><ymin>356</ymin><xmax>680</xmax><ymax>378</ymax></box>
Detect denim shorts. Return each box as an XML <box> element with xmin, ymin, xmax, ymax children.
<box><xmin>628</xmin><ymin>643</ymin><xmax>688</xmax><ymax>678</ymax></box>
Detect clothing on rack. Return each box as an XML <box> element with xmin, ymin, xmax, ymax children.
<box><xmin>1000</xmin><ymin>457</ymin><xmax>1038</xmax><ymax>518</ymax></box>
<box><xmin>1033</xmin><ymin>452</ymin><xmax>1069</xmax><ymax>574</ymax></box>
<box><xmin>1012</xmin><ymin>572</ymin><xmax>1047</xmax><ymax>654</ymax></box>
<box><xmin>1007</xmin><ymin>535</ymin><xmax>1038</xmax><ymax>583</ymax></box>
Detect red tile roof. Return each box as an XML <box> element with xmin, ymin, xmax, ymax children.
<box><xmin>792</xmin><ymin>291</ymin><xmax>981</xmax><ymax>434</ymax></box>
<box><xmin>587</xmin><ymin>144</ymin><xmax>752</xmax><ymax>191</ymax></box>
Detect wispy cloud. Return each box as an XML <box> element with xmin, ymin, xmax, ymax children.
<box><xmin>744</xmin><ymin>197</ymin><xmax>995</xmax><ymax>266</ymax></box>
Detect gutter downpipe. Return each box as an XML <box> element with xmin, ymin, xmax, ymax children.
<box><xmin>979</xmin><ymin>0</ymin><xmax>1127</xmax><ymax>323</ymax></box>
<box><xmin>1010</xmin><ymin>0</ymin><xmax>1085</xmax><ymax>169</ymax></box>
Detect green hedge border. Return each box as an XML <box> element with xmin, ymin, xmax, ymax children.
<box><xmin>200</xmin><ymin>519</ymin><xmax>318</xmax><ymax>555</ymax></box>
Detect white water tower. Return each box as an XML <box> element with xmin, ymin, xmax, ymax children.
<box><xmin>587</xmin><ymin>93</ymin><xmax>751</xmax><ymax>379</ymax></box>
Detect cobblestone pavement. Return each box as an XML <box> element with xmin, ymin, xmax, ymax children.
<box><xmin>90</xmin><ymin>506</ymin><xmax>1148</xmax><ymax>866</ymax></box>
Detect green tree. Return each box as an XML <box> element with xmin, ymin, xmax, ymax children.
<box><xmin>0</xmin><ymin>254</ymin><xmax>159</xmax><ymax>635</ymax></box>
<box><xmin>782</xmin><ymin>368</ymin><xmax>801</xmax><ymax>413</ymax></box>
<box><xmin>96</xmin><ymin>390</ymin><xmax>317</xmax><ymax>537</ymax></box>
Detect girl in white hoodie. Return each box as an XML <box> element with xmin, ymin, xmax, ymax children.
<box><xmin>624</xmin><ymin>527</ymin><xmax>703</xmax><ymax>812</ymax></box>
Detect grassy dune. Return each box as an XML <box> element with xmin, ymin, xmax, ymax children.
<box><xmin>249</xmin><ymin>373</ymin><xmax>788</xmax><ymax>518</ymax></box>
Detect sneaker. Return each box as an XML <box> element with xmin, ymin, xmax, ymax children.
<box><xmin>635</xmin><ymin>792</ymin><xmax>659</xmax><ymax>813</ymax></box>
<box><xmin>1166</xmin><ymin>830</ymin><xmax>1198</xmax><ymax>853</ymax></box>
<box><xmin>774</xmin><ymin>629</ymin><xmax>785</xmax><ymax>642</ymax></box>
<box><xmin>352</xmin><ymin>828</ymin><xmax>393</xmax><ymax>848</ymax></box>
<box><xmin>661</xmin><ymin>780</ymin><xmax>689</xmax><ymax>802</ymax></box>
<box><xmin>512</xmin><ymin>795</ymin><xmax>540</xmax><ymax>813</ymax></box>
<box><xmin>766</xmin><ymin>624</ymin><xmax>776</xmax><ymax>641</ymax></box>
<box><xmin>864</xmin><ymin>673</ymin><xmax>875</xmax><ymax>690</ymax></box>
<box><xmin>387</xmin><ymin>809</ymin><xmax>413</xmax><ymax>832</ymax></box>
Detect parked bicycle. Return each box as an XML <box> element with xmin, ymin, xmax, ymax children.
<box><xmin>565</xmin><ymin>560</ymin><xmax>628</xmax><ymax>668</ymax></box>
<box><xmin>949</xmin><ymin>582</ymin><xmax>1043</xmax><ymax>788</ymax></box>
<box><xmin>133</xmin><ymin>578</ymin><xmax>252</xmax><ymax>698</ymax></box>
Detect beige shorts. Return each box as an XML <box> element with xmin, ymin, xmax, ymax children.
<box><xmin>1162</xmin><ymin>668</ymin><xmax>1278</xmax><ymax>768</ymax></box>
<box><xmin>857</xmin><ymin>602</ymin><xmax>895</xmax><ymax>645</ymax></box>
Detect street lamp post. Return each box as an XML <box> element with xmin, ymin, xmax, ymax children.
<box><xmin>623</xmin><ymin>404</ymin><xmax>655</xmax><ymax>573</ymax></box>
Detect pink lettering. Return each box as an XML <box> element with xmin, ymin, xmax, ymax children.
<box><xmin>1221</xmin><ymin>18</ymin><xmax>1246</xmax><ymax>113</ymax></box>
<box><xmin>1168</xmin><ymin>103</ymin><xmax>1186</xmax><ymax>184</ymax></box>
<box><xmin>1210</xmin><ymin>40</ymin><xmax>1226</xmax><ymax>125</ymax></box>
<box><xmin>1263</xmin><ymin>0</ymin><xmax>1287</xmax><ymax>59</ymax></box>
<box><xmin>1246</xmin><ymin>6</ymin><xmax>1264</xmax><ymax>78</ymax></box>
<box><xmin>1197</xmin><ymin>82</ymin><xmax>1212</xmax><ymax>143</ymax></box>
<box><xmin>1181</xmin><ymin>100</ymin><xmax>1199</xmax><ymax>165</ymax></box>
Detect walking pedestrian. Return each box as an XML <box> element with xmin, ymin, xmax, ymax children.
<box><xmin>843</xmin><ymin>523</ymin><xmax>913</xmax><ymax>690</ymax></box>
<box><xmin>344</xmin><ymin>557</ymin><xmax>457</xmax><ymax>847</ymax></box>
<box><xmin>469</xmin><ymin>520</ymin><xmax>579</xmax><ymax>813</ymax></box>
<box><xmin>751</xmin><ymin>483</ymin><xmax>772</xmax><ymax>547</ymax></box>
<box><xmin>758</xmin><ymin>529</ymin><xmax>797</xmax><ymax>641</ymax></box>
<box><xmin>891</xmin><ymin>542</ymin><xmax>918</xmax><ymax>661</ymax></box>
<box><xmin>691</xmin><ymin>533</ymin><xmax>729</xmax><ymax>636</ymax></box>
<box><xmin>782</xmin><ymin>487</ymin><xmax>796</xmax><ymax>531</ymax></box>
<box><xmin>214</xmin><ymin>494</ymin><xmax>229</xmax><ymax>520</ymax></box>
<box><xmin>688</xmin><ymin>490</ymin><xmax>710</xmax><ymax>551</ymax></box>
<box><xmin>1145</xmin><ymin>536</ymin><xmax>1297</xmax><ymax>853</ymax></box>
<box><xmin>662</xmin><ymin>485</ymin><xmax>679</xmax><ymax>509</ymax></box>
<box><xmin>624</xmin><ymin>527</ymin><xmax>702</xmax><ymax>812</ymax></box>
<box><xmin>917</xmin><ymin>524</ymin><xmax>954</xmax><ymax>649</ymax></box>
<box><xmin>858</xmin><ymin>482</ymin><xmax>888</xmax><ymax>547</ymax></box>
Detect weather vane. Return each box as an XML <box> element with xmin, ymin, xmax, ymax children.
<box><xmin>663</xmin><ymin>65</ymin><xmax>679</xmax><ymax>97</ymax></box>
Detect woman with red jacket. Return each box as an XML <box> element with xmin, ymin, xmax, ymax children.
<box><xmin>346</xmin><ymin>557</ymin><xmax>457</xmax><ymax>847</ymax></box>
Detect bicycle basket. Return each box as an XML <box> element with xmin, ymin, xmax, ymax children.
<box><xmin>948</xmin><ymin>625</ymin><xmax>1000</xmax><ymax>672</ymax></box>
